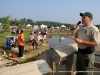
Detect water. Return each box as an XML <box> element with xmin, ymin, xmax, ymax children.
<box><xmin>48</xmin><ymin>36</ymin><xmax>75</xmax><ymax>47</ymax></box>
<box><xmin>37</xmin><ymin>36</ymin><xmax>100</xmax><ymax>75</ymax></box>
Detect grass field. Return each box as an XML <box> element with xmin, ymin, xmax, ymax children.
<box><xmin>0</xmin><ymin>29</ymin><xmax>30</xmax><ymax>46</ymax></box>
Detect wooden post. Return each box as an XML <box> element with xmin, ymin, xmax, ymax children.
<box><xmin>49</xmin><ymin>57</ymin><xmax>56</xmax><ymax>75</ymax></box>
<box><xmin>65</xmin><ymin>54</ymin><xmax>74</xmax><ymax>75</ymax></box>
<box><xmin>94</xmin><ymin>61</ymin><xmax>100</xmax><ymax>68</ymax></box>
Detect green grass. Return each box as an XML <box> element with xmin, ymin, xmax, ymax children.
<box><xmin>0</xmin><ymin>29</ymin><xmax>30</xmax><ymax>46</ymax></box>
<box><xmin>0</xmin><ymin>32</ymin><xmax>11</xmax><ymax>46</ymax></box>
<box><xmin>23</xmin><ymin>30</ymin><xmax>30</xmax><ymax>39</ymax></box>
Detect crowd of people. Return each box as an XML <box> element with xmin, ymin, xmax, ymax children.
<box><xmin>6</xmin><ymin>26</ymin><xmax>49</xmax><ymax>58</ymax></box>
<box><xmin>29</xmin><ymin>30</ymin><xmax>47</xmax><ymax>50</ymax></box>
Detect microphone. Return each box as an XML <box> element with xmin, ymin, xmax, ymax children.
<box><xmin>71</xmin><ymin>21</ymin><xmax>81</xmax><ymax>30</ymax></box>
<box><xmin>77</xmin><ymin>21</ymin><xmax>81</xmax><ymax>26</ymax></box>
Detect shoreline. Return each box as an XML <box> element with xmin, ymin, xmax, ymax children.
<box><xmin>0</xmin><ymin>40</ymin><xmax>49</xmax><ymax>68</ymax></box>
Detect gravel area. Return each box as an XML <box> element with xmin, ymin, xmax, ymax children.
<box><xmin>0</xmin><ymin>50</ymin><xmax>17</xmax><ymax>68</ymax></box>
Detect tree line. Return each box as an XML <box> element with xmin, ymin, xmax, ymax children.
<box><xmin>0</xmin><ymin>17</ymin><xmax>73</xmax><ymax>27</ymax></box>
<box><xmin>0</xmin><ymin>16</ymin><xmax>100</xmax><ymax>30</ymax></box>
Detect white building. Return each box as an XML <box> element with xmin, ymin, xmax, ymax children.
<box><xmin>40</xmin><ymin>24</ymin><xmax>47</xmax><ymax>29</ymax></box>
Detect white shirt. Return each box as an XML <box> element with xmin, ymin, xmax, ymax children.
<box><xmin>38</xmin><ymin>35</ymin><xmax>42</xmax><ymax>41</ymax></box>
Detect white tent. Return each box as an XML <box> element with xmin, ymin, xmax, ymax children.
<box><xmin>26</xmin><ymin>24</ymin><xmax>32</xmax><ymax>27</ymax></box>
<box><xmin>61</xmin><ymin>25</ymin><xmax>66</xmax><ymax>27</ymax></box>
<box><xmin>40</xmin><ymin>24</ymin><xmax>47</xmax><ymax>28</ymax></box>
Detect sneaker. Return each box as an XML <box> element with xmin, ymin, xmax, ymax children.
<box><xmin>20</xmin><ymin>56</ymin><xmax>25</xmax><ymax>58</ymax></box>
<box><xmin>33</xmin><ymin>48</ymin><xmax>36</xmax><ymax>50</ymax></box>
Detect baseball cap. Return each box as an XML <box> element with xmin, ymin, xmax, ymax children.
<box><xmin>80</xmin><ymin>12</ymin><xmax>93</xmax><ymax>19</ymax></box>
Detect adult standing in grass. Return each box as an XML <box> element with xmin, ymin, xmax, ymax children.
<box><xmin>16</xmin><ymin>26</ymin><xmax>21</xmax><ymax>35</ymax></box>
<box><xmin>18</xmin><ymin>30</ymin><xmax>25</xmax><ymax>58</ymax></box>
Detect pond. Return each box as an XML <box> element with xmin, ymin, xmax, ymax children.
<box><xmin>48</xmin><ymin>36</ymin><xmax>75</xmax><ymax>47</ymax></box>
<box><xmin>37</xmin><ymin>36</ymin><xmax>100</xmax><ymax>75</ymax></box>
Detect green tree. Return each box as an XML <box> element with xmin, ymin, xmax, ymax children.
<box><xmin>0</xmin><ymin>18</ymin><xmax>3</xmax><ymax>23</ymax></box>
<box><xmin>58</xmin><ymin>23</ymin><xmax>62</xmax><ymax>27</ymax></box>
<box><xmin>2</xmin><ymin>15</ymin><xmax>10</xmax><ymax>30</ymax></box>
<box><xmin>31</xmin><ymin>22</ymin><xmax>35</xmax><ymax>27</ymax></box>
<box><xmin>96</xmin><ymin>25</ymin><xmax>100</xmax><ymax>29</ymax></box>
<box><xmin>16</xmin><ymin>19</ymin><xmax>25</xmax><ymax>28</ymax></box>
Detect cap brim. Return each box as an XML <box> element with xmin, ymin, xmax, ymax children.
<box><xmin>80</xmin><ymin>13</ymin><xmax>85</xmax><ymax>16</ymax></box>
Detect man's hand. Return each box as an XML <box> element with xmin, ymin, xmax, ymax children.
<box><xmin>74</xmin><ymin>38</ymin><xmax>83</xmax><ymax>44</ymax></box>
<box><xmin>73</xmin><ymin>24</ymin><xmax>78</xmax><ymax>30</ymax></box>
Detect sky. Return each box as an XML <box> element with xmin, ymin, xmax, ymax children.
<box><xmin>0</xmin><ymin>0</ymin><xmax>100</xmax><ymax>24</ymax></box>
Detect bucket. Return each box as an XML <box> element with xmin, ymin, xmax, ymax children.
<box><xmin>12</xmin><ymin>54</ymin><xmax>17</xmax><ymax>58</ymax></box>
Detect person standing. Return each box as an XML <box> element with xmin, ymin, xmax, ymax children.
<box><xmin>16</xmin><ymin>26</ymin><xmax>21</xmax><ymax>35</ymax></box>
<box><xmin>18</xmin><ymin>30</ymin><xmax>25</xmax><ymax>58</ymax></box>
<box><xmin>72</xmin><ymin>12</ymin><xmax>100</xmax><ymax>75</ymax></box>
<box><xmin>36</xmin><ymin>29</ymin><xmax>38</xmax><ymax>34</ymax></box>
<box><xmin>11</xmin><ymin>26</ymin><xmax>15</xmax><ymax>35</ymax></box>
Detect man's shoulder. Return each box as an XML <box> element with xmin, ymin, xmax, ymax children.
<box><xmin>90</xmin><ymin>25</ymin><xmax>99</xmax><ymax>31</ymax></box>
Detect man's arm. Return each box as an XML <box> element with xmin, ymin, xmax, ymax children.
<box><xmin>72</xmin><ymin>29</ymin><xmax>77</xmax><ymax>38</ymax></box>
<box><xmin>82</xmin><ymin>27</ymin><xmax>100</xmax><ymax>47</ymax></box>
<box><xmin>72</xmin><ymin>24</ymin><xmax>79</xmax><ymax>38</ymax></box>
<box><xmin>82</xmin><ymin>41</ymin><xmax>98</xmax><ymax>46</ymax></box>
<box><xmin>74</xmin><ymin>38</ymin><xmax>98</xmax><ymax>46</ymax></box>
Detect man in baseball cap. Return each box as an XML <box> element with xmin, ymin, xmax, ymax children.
<box><xmin>79</xmin><ymin>12</ymin><xmax>93</xmax><ymax>25</ymax></box>
<box><xmin>72</xmin><ymin>12</ymin><xmax>100</xmax><ymax>75</ymax></box>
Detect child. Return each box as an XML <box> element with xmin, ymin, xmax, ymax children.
<box><xmin>10</xmin><ymin>37</ymin><xmax>15</xmax><ymax>47</ymax></box>
<box><xmin>38</xmin><ymin>32</ymin><xmax>45</xmax><ymax>45</ymax></box>
<box><xmin>32</xmin><ymin>37</ymin><xmax>39</xmax><ymax>50</ymax></box>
